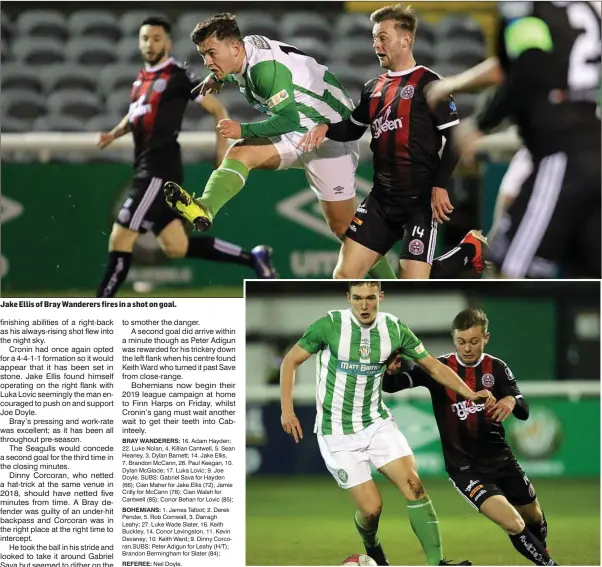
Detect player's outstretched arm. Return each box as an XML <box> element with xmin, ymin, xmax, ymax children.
<box><xmin>417</xmin><ymin>355</ymin><xmax>496</xmax><ymax>407</ymax></box>
<box><xmin>280</xmin><ymin>344</ymin><xmax>312</xmax><ymax>443</ymax></box>
<box><xmin>96</xmin><ymin>113</ymin><xmax>131</xmax><ymax>149</ymax></box>
<box><xmin>237</xmin><ymin>61</ymin><xmax>301</xmax><ymax>139</ymax></box>
<box><xmin>425</xmin><ymin>57</ymin><xmax>504</xmax><ymax>110</ymax></box>
<box><xmin>381</xmin><ymin>353</ymin><xmax>429</xmax><ymax>393</ymax></box>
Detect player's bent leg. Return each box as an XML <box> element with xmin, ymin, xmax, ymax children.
<box><xmin>429</xmin><ymin>230</ymin><xmax>488</xmax><ymax>279</ymax></box>
<box><xmin>348</xmin><ymin>482</ymin><xmax>389</xmax><ymax>567</ymax></box>
<box><xmin>380</xmin><ymin>456</ymin><xmax>447</xmax><ymax>566</ymax></box>
<box><xmin>399</xmin><ymin>259</ymin><xmax>431</xmax><ymax>279</ymax></box>
<box><xmin>480</xmin><ymin>496</ymin><xmax>556</xmax><ymax>566</ymax></box>
<box><xmin>157</xmin><ymin>220</ymin><xmax>277</xmax><ymax>278</ymax></box>
<box><xmin>317</xmin><ymin>433</ymin><xmax>389</xmax><ymax>565</ymax></box>
<box><xmin>96</xmin><ymin>224</ymin><xmax>139</xmax><ymax>298</ymax></box>
<box><xmin>156</xmin><ymin>220</ymin><xmax>189</xmax><ymax>258</ymax></box>
<box><xmin>164</xmin><ymin>139</ymin><xmax>281</xmax><ymax>232</ymax></box>
<box><xmin>109</xmin><ymin>223</ymin><xmax>139</xmax><ymax>252</ymax></box>
<box><xmin>399</xmin><ymin>216</ymin><xmax>437</xmax><ymax>279</ymax></box>
<box><xmin>515</xmin><ymin>499</ymin><xmax>549</xmax><ymax>548</ymax></box>
<box><xmin>480</xmin><ymin>495</ymin><xmax>526</xmax><ymax>534</ymax></box>
<box><xmin>334</xmin><ymin>239</ymin><xmax>382</xmax><ymax>279</ymax></box>
<box><xmin>319</xmin><ymin>198</ymin><xmax>356</xmax><ymax>239</ymax></box>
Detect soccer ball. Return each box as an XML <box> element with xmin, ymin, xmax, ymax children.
<box><xmin>340</xmin><ymin>554</ymin><xmax>377</xmax><ymax>566</ymax></box>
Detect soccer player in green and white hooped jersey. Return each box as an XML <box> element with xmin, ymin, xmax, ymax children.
<box><xmin>280</xmin><ymin>281</ymin><xmax>495</xmax><ymax>567</ymax></box>
<box><xmin>162</xmin><ymin>12</ymin><xmax>397</xmax><ymax>280</ymax></box>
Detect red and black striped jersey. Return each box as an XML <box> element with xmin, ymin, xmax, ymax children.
<box><xmin>350</xmin><ymin>65</ymin><xmax>458</xmax><ymax>202</ymax></box>
<box><xmin>128</xmin><ymin>57</ymin><xmax>202</xmax><ymax>178</ymax></box>
<box><xmin>384</xmin><ymin>352</ymin><xmax>523</xmax><ymax>474</ymax></box>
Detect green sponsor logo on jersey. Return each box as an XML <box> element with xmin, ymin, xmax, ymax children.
<box><xmin>336</xmin><ymin>360</ymin><xmax>383</xmax><ymax>375</ymax></box>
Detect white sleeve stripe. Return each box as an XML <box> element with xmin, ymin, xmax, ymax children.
<box><xmin>515</xmin><ymin>394</ymin><xmax>524</xmax><ymax>399</ymax></box>
<box><xmin>350</xmin><ymin>115</ymin><xmax>369</xmax><ymax>127</ymax></box>
<box><xmin>437</xmin><ymin>119</ymin><xmax>460</xmax><ymax>130</ymax></box>
<box><xmin>402</xmin><ymin>372</ymin><xmax>413</xmax><ymax>388</ymax></box>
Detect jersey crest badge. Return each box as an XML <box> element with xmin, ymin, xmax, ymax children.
<box><xmin>401</xmin><ymin>85</ymin><xmax>415</xmax><ymax>99</ymax></box>
<box><xmin>409</xmin><ymin>239</ymin><xmax>424</xmax><ymax>255</ymax></box>
<box><xmin>153</xmin><ymin>78</ymin><xmax>167</xmax><ymax>92</ymax></box>
<box><xmin>482</xmin><ymin>374</ymin><xmax>495</xmax><ymax>388</ymax></box>
<box><xmin>359</xmin><ymin>339</ymin><xmax>371</xmax><ymax>359</ymax></box>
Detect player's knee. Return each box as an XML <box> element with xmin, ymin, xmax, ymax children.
<box><xmin>520</xmin><ymin>501</ymin><xmax>543</xmax><ymax>524</ymax></box>
<box><xmin>226</xmin><ymin>144</ymin><xmax>257</xmax><ymax>169</ymax></box>
<box><xmin>325</xmin><ymin>217</ymin><xmax>350</xmax><ymax>239</ymax></box>
<box><xmin>406</xmin><ymin>474</ymin><xmax>425</xmax><ymax>500</ymax></box>
<box><xmin>333</xmin><ymin>264</ymin><xmax>362</xmax><ymax>279</ymax></box>
<box><xmin>502</xmin><ymin>515</ymin><xmax>525</xmax><ymax>535</ymax></box>
<box><xmin>108</xmin><ymin>225</ymin><xmax>136</xmax><ymax>252</ymax></box>
<box><xmin>160</xmin><ymin>241</ymin><xmax>187</xmax><ymax>259</ymax></box>
<box><xmin>361</xmin><ymin>502</ymin><xmax>383</xmax><ymax>523</ymax></box>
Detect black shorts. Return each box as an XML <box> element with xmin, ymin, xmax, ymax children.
<box><xmin>346</xmin><ymin>192</ymin><xmax>438</xmax><ymax>262</ymax></box>
<box><xmin>116</xmin><ymin>173</ymin><xmax>183</xmax><ymax>235</ymax></box>
<box><xmin>488</xmin><ymin>150</ymin><xmax>601</xmax><ymax>278</ymax></box>
<box><xmin>448</xmin><ymin>459</ymin><xmax>536</xmax><ymax>512</ymax></box>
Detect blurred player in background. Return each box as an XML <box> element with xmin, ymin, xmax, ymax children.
<box><xmin>383</xmin><ymin>308</ymin><xmax>557</xmax><ymax>566</ymax></box>
<box><xmin>427</xmin><ymin>2</ymin><xmax>601</xmax><ymax>278</ymax></box>
<box><xmin>491</xmin><ymin>146</ymin><xmax>532</xmax><ymax>235</ymax></box>
<box><xmin>95</xmin><ymin>16</ymin><xmax>276</xmax><ymax>298</ymax></box>
<box><xmin>162</xmin><ymin>12</ymin><xmax>397</xmax><ymax>280</ymax></box>
<box><xmin>298</xmin><ymin>4</ymin><xmax>487</xmax><ymax>280</ymax></box>
<box><xmin>279</xmin><ymin>281</ymin><xmax>495</xmax><ymax>566</ymax></box>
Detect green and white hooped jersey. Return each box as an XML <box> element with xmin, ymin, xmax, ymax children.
<box><xmin>226</xmin><ymin>35</ymin><xmax>355</xmax><ymax>134</ymax></box>
<box><xmin>298</xmin><ymin>309</ymin><xmax>430</xmax><ymax>436</ymax></box>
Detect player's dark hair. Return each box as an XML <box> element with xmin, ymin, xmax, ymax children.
<box><xmin>370</xmin><ymin>3</ymin><xmax>418</xmax><ymax>42</ymax></box>
<box><xmin>140</xmin><ymin>16</ymin><xmax>172</xmax><ymax>36</ymax></box>
<box><xmin>452</xmin><ymin>308</ymin><xmax>489</xmax><ymax>334</ymax></box>
<box><xmin>348</xmin><ymin>281</ymin><xmax>382</xmax><ymax>293</ymax></box>
<box><xmin>190</xmin><ymin>13</ymin><xmax>242</xmax><ymax>44</ymax></box>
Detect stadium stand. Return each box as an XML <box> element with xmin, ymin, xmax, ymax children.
<box><xmin>1</xmin><ymin>8</ymin><xmax>488</xmax><ymax>137</ymax></box>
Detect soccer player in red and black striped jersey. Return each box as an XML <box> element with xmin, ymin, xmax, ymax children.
<box><xmin>299</xmin><ymin>4</ymin><xmax>488</xmax><ymax>280</ymax></box>
<box><xmin>95</xmin><ymin>16</ymin><xmax>276</xmax><ymax>297</ymax></box>
<box><xmin>383</xmin><ymin>308</ymin><xmax>558</xmax><ymax>566</ymax></box>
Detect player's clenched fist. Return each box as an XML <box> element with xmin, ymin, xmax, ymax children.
<box><xmin>281</xmin><ymin>410</ymin><xmax>303</xmax><ymax>443</ymax></box>
<box><xmin>216</xmin><ymin>119</ymin><xmax>242</xmax><ymax>140</ymax></box>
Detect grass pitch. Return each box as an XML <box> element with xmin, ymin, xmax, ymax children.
<box><xmin>1</xmin><ymin>286</ymin><xmax>243</xmax><ymax>298</ymax></box>
<box><xmin>247</xmin><ymin>476</ymin><xmax>600</xmax><ymax>566</ymax></box>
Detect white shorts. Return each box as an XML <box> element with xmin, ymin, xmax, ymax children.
<box><xmin>269</xmin><ymin>131</ymin><xmax>360</xmax><ymax>202</ymax></box>
<box><xmin>499</xmin><ymin>147</ymin><xmax>533</xmax><ymax>199</ymax></box>
<box><xmin>317</xmin><ymin>418</ymin><xmax>413</xmax><ymax>489</ymax></box>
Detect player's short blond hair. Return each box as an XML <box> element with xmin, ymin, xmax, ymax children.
<box><xmin>370</xmin><ymin>4</ymin><xmax>418</xmax><ymax>42</ymax></box>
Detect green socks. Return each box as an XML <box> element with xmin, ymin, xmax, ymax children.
<box><xmin>368</xmin><ymin>256</ymin><xmax>397</xmax><ymax>279</ymax></box>
<box><xmin>198</xmin><ymin>158</ymin><xmax>249</xmax><ymax>219</ymax></box>
<box><xmin>354</xmin><ymin>510</ymin><xmax>380</xmax><ymax>548</ymax></box>
<box><xmin>407</xmin><ymin>495</ymin><xmax>443</xmax><ymax>566</ymax></box>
